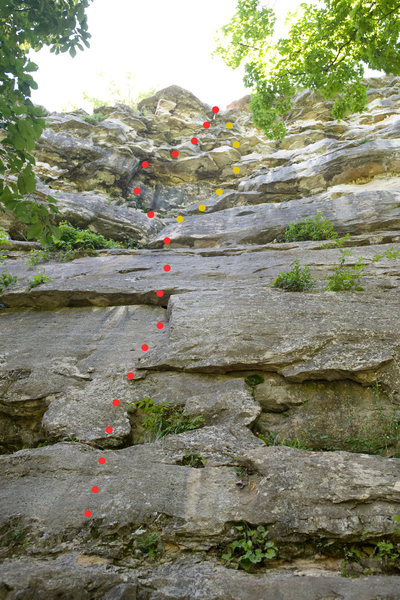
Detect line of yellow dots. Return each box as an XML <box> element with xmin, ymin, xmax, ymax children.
<box><xmin>175</xmin><ymin>120</ymin><xmax>241</xmax><ymax>221</ymax></box>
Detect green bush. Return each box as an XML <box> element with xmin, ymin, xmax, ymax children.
<box><xmin>46</xmin><ymin>221</ymin><xmax>124</xmax><ymax>253</ymax></box>
<box><xmin>26</xmin><ymin>249</ymin><xmax>50</xmax><ymax>266</ymax></box>
<box><xmin>372</xmin><ymin>245</ymin><xmax>400</xmax><ymax>263</ymax></box>
<box><xmin>221</xmin><ymin>523</ymin><xmax>278</xmax><ymax>571</ymax></box>
<box><xmin>273</xmin><ymin>259</ymin><xmax>316</xmax><ymax>291</ymax></box>
<box><xmin>81</xmin><ymin>112</ymin><xmax>107</xmax><ymax>124</ymax></box>
<box><xmin>282</xmin><ymin>213</ymin><xmax>339</xmax><ymax>242</ymax></box>
<box><xmin>136</xmin><ymin>532</ymin><xmax>160</xmax><ymax>560</ymax></box>
<box><xmin>129</xmin><ymin>397</ymin><xmax>204</xmax><ymax>442</ymax></box>
<box><xmin>28</xmin><ymin>271</ymin><xmax>52</xmax><ymax>288</ymax></box>
<box><xmin>0</xmin><ymin>272</ymin><xmax>17</xmax><ymax>293</ymax></box>
<box><xmin>324</xmin><ymin>248</ymin><xmax>365</xmax><ymax>291</ymax></box>
<box><xmin>245</xmin><ymin>375</ymin><xmax>264</xmax><ymax>389</ymax></box>
<box><xmin>176</xmin><ymin>453</ymin><xmax>205</xmax><ymax>468</ymax></box>
<box><xmin>0</xmin><ymin>228</ymin><xmax>18</xmax><ymax>293</ymax></box>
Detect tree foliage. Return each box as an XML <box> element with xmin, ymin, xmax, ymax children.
<box><xmin>0</xmin><ymin>0</ymin><xmax>93</xmax><ymax>244</ymax></box>
<box><xmin>214</xmin><ymin>0</ymin><xmax>400</xmax><ymax>139</ymax></box>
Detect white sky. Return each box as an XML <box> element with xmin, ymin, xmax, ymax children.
<box><xmin>29</xmin><ymin>0</ymin><xmax>306</xmax><ymax>113</ymax></box>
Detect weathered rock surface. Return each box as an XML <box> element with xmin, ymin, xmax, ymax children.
<box><xmin>1</xmin><ymin>77</ymin><xmax>400</xmax><ymax>597</ymax></box>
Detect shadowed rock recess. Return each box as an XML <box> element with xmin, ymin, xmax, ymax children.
<box><xmin>1</xmin><ymin>79</ymin><xmax>400</xmax><ymax>598</ymax></box>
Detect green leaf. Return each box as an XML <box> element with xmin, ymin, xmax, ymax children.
<box><xmin>69</xmin><ymin>47</ymin><xmax>77</xmax><ymax>58</ymax></box>
<box><xmin>17</xmin><ymin>166</ymin><xmax>36</xmax><ymax>195</ymax></box>
<box><xmin>27</xmin><ymin>222</ymin><xmax>44</xmax><ymax>240</ymax></box>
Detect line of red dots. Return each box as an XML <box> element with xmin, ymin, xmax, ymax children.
<box><xmin>84</xmin><ymin>104</ymin><xmax>241</xmax><ymax>518</ymax></box>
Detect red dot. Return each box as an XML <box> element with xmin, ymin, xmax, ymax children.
<box><xmin>112</xmin><ymin>399</ymin><xmax>120</xmax><ymax>406</ymax></box>
<box><xmin>142</xmin><ymin>161</ymin><xmax>149</xmax><ymax>168</ymax></box>
<box><xmin>203</xmin><ymin>121</ymin><xmax>210</xmax><ymax>129</ymax></box>
<box><xmin>156</xmin><ymin>290</ymin><xmax>164</xmax><ymax>297</ymax></box>
<box><xmin>147</xmin><ymin>211</ymin><xmax>155</xmax><ymax>218</ymax></box>
<box><xmin>212</xmin><ymin>106</ymin><xmax>219</xmax><ymax>114</ymax></box>
<box><xmin>141</xmin><ymin>344</ymin><xmax>149</xmax><ymax>351</ymax></box>
<box><xmin>171</xmin><ymin>150</ymin><xmax>179</xmax><ymax>158</ymax></box>
<box><xmin>85</xmin><ymin>510</ymin><xmax>92</xmax><ymax>518</ymax></box>
<box><xmin>105</xmin><ymin>426</ymin><xmax>113</xmax><ymax>434</ymax></box>
<box><xmin>156</xmin><ymin>322</ymin><xmax>164</xmax><ymax>330</ymax></box>
<box><xmin>164</xmin><ymin>264</ymin><xmax>171</xmax><ymax>272</ymax></box>
<box><xmin>127</xmin><ymin>372</ymin><xmax>135</xmax><ymax>380</ymax></box>
<box><xmin>191</xmin><ymin>137</ymin><xmax>198</xmax><ymax>144</ymax></box>
<box><xmin>98</xmin><ymin>457</ymin><xmax>106</xmax><ymax>464</ymax></box>
<box><xmin>92</xmin><ymin>486</ymin><xmax>99</xmax><ymax>494</ymax></box>
<box><xmin>133</xmin><ymin>187</ymin><xmax>141</xmax><ymax>195</ymax></box>
<box><xmin>164</xmin><ymin>237</ymin><xmax>171</xmax><ymax>244</ymax></box>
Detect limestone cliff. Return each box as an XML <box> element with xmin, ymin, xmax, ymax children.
<box><xmin>0</xmin><ymin>78</ymin><xmax>400</xmax><ymax>599</ymax></box>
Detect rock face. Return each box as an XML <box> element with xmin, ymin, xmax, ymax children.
<box><xmin>1</xmin><ymin>76</ymin><xmax>400</xmax><ymax>598</ymax></box>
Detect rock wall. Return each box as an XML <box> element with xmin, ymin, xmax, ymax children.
<box><xmin>1</xmin><ymin>79</ymin><xmax>400</xmax><ymax>598</ymax></box>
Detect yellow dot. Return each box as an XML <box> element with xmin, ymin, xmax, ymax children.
<box><xmin>198</xmin><ymin>204</ymin><xmax>206</xmax><ymax>212</ymax></box>
<box><xmin>216</xmin><ymin>188</ymin><xmax>223</xmax><ymax>196</ymax></box>
<box><xmin>177</xmin><ymin>215</ymin><xmax>184</xmax><ymax>223</ymax></box>
<box><xmin>233</xmin><ymin>166</ymin><xmax>240</xmax><ymax>174</ymax></box>
<box><xmin>226</xmin><ymin>122</ymin><xmax>233</xmax><ymax>129</ymax></box>
<box><xmin>233</xmin><ymin>141</ymin><xmax>240</xmax><ymax>148</ymax></box>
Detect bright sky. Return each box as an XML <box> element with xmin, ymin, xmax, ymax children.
<box><xmin>29</xmin><ymin>0</ymin><xmax>306</xmax><ymax>113</ymax></box>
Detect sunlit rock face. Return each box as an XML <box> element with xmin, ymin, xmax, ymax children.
<box><xmin>1</xmin><ymin>76</ymin><xmax>400</xmax><ymax>598</ymax></box>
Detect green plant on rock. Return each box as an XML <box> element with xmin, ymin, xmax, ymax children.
<box><xmin>372</xmin><ymin>245</ymin><xmax>400</xmax><ymax>263</ymax></box>
<box><xmin>245</xmin><ymin>374</ymin><xmax>264</xmax><ymax>390</ymax></box>
<box><xmin>81</xmin><ymin>111</ymin><xmax>107</xmax><ymax>124</ymax></box>
<box><xmin>273</xmin><ymin>259</ymin><xmax>316</xmax><ymax>292</ymax></box>
<box><xmin>256</xmin><ymin>431</ymin><xmax>310</xmax><ymax>450</ymax></box>
<box><xmin>324</xmin><ymin>248</ymin><xmax>365</xmax><ymax>291</ymax></box>
<box><xmin>373</xmin><ymin>540</ymin><xmax>400</xmax><ymax>567</ymax></box>
<box><xmin>282</xmin><ymin>213</ymin><xmax>340</xmax><ymax>243</ymax></box>
<box><xmin>129</xmin><ymin>397</ymin><xmax>204</xmax><ymax>443</ymax></box>
<box><xmin>136</xmin><ymin>532</ymin><xmax>160</xmax><ymax>560</ymax></box>
<box><xmin>46</xmin><ymin>221</ymin><xmax>125</xmax><ymax>253</ymax></box>
<box><xmin>0</xmin><ymin>272</ymin><xmax>18</xmax><ymax>294</ymax></box>
<box><xmin>62</xmin><ymin>436</ymin><xmax>80</xmax><ymax>443</ymax></box>
<box><xmin>176</xmin><ymin>452</ymin><xmax>205</xmax><ymax>468</ymax></box>
<box><xmin>221</xmin><ymin>523</ymin><xmax>278</xmax><ymax>571</ymax></box>
<box><xmin>26</xmin><ymin>249</ymin><xmax>50</xmax><ymax>266</ymax></box>
<box><xmin>28</xmin><ymin>271</ymin><xmax>52</xmax><ymax>288</ymax></box>
<box><xmin>0</xmin><ymin>227</ymin><xmax>17</xmax><ymax>293</ymax></box>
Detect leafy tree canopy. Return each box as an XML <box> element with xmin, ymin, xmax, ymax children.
<box><xmin>214</xmin><ymin>0</ymin><xmax>400</xmax><ymax>140</ymax></box>
<box><xmin>0</xmin><ymin>0</ymin><xmax>93</xmax><ymax>244</ymax></box>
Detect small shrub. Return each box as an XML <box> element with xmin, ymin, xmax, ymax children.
<box><xmin>282</xmin><ymin>212</ymin><xmax>339</xmax><ymax>242</ymax></box>
<box><xmin>46</xmin><ymin>221</ymin><xmax>124</xmax><ymax>252</ymax></box>
<box><xmin>136</xmin><ymin>532</ymin><xmax>160</xmax><ymax>559</ymax></box>
<box><xmin>0</xmin><ymin>272</ymin><xmax>17</xmax><ymax>293</ymax></box>
<box><xmin>373</xmin><ymin>540</ymin><xmax>400</xmax><ymax>566</ymax></box>
<box><xmin>319</xmin><ymin>233</ymin><xmax>350</xmax><ymax>249</ymax></box>
<box><xmin>340</xmin><ymin>559</ymin><xmax>368</xmax><ymax>578</ymax></box>
<box><xmin>28</xmin><ymin>271</ymin><xmax>53</xmax><ymax>288</ymax></box>
<box><xmin>81</xmin><ymin>112</ymin><xmax>107</xmax><ymax>124</ymax></box>
<box><xmin>324</xmin><ymin>248</ymin><xmax>365</xmax><ymax>291</ymax></box>
<box><xmin>129</xmin><ymin>397</ymin><xmax>204</xmax><ymax>442</ymax></box>
<box><xmin>26</xmin><ymin>249</ymin><xmax>50</xmax><ymax>266</ymax></box>
<box><xmin>372</xmin><ymin>245</ymin><xmax>400</xmax><ymax>263</ymax></box>
<box><xmin>0</xmin><ymin>227</ymin><xmax>11</xmax><ymax>262</ymax></box>
<box><xmin>221</xmin><ymin>523</ymin><xmax>278</xmax><ymax>571</ymax></box>
<box><xmin>273</xmin><ymin>259</ymin><xmax>316</xmax><ymax>291</ymax></box>
<box><xmin>0</xmin><ymin>228</ymin><xmax>17</xmax><ymax>293</ymax></box>
<box><xmin>245</xmin><ymin>374</ymin><xmax>264</xmax><ymax>389</ymax></box>
<box><xmin>176</xmin><ymin>452</ymin><xmax>205</xmax><ymax>468</ymax></box>
<box><xmin>256</xmin><ymin>431</ymin><xmax>310</xmax><ymax>449</ymax></box>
